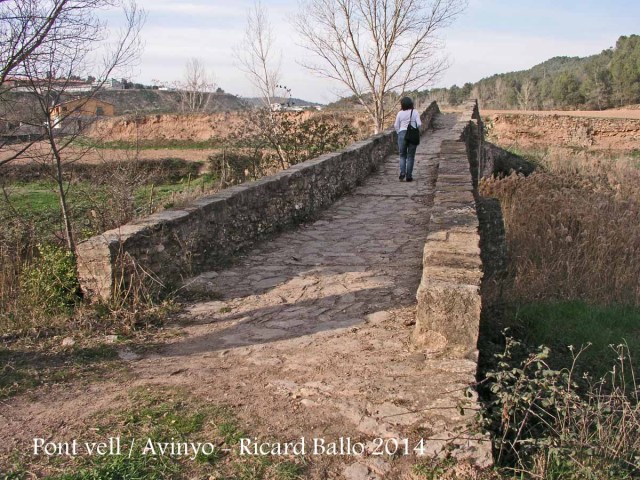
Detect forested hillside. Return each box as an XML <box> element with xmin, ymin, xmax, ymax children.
<box><xmin>421</xmin><ymin>34</ymin><xmax>640</xmax><ymax>110</ymax></box>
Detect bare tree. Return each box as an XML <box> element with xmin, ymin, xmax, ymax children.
<box><xmin>0</xmin><ymin>0</ymin><xmax>145</xmax><ymax>254</ymax></box>
<box><xmin>235</xmin><ymin>1</ymin><xmax>294</xmax><ymax>167</ymax></box>
<box><xmin>1</xmin><ymin>0</ymin><xmax>78</xmax><ymax>85</ymax></box>
<box><xmin>517</xmin><ymin>79</ymin><xmax>537</xmax><ymax>111</ymax></box>
<box><xmin>0</xmin><ymin>0</ymin><xmax>101</xmax><ymax>168</ymax></box>
<box><xmin>296</xmin><ymin>0</ymin><xmax>467</xmax><ymax>133</ymax></box>
<box><xmin>493</xmin><ymin>77</ymin><xmax>512</xmax><ymax>110</ymax></box>
<box><xmin>237</xmin><ymin>0</ymin><xmax>281</xmax><ymax>108</ymax></box>
<box><xmin>471</xmin><ymin>83</ymin><xmax>484</xmax><ymax>106</ymax></box>
<box><xmin>177</xmin><ymin>57</ymin><xmax>216</xmax><ymax>112</ymax></box>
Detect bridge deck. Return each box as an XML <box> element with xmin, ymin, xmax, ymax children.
<box><xmin>4</xmin><ymin>112</ymin><xmax>490</xmax><ymax>477</ymax></box>
<box><xmin>147</xmin><ymin>112</ymin><xmax>489</xmax><ymax>473</ymax></box>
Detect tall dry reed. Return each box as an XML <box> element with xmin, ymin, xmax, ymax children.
<box><xmin>480</xmin><ymin>152</ymin><xmax>640</xmax><ymax>305</ymax></box>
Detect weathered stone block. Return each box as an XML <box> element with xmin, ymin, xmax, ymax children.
<box><xmin>413</xmin><ymin>280</ymin><xmax>481</xmax><ymax>356</ymax></box>
<box><xmin>429</xmin><ymin>207</ymin><xmax>479</xmax><ymax>230</ymax></box>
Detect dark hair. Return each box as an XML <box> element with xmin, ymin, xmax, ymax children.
<box><xmin>400</xmin><ymin>96</ymin><xmax>414</xmax><ymax>110</ymax></box>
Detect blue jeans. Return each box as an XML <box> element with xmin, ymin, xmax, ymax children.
<box><xmin>397</xmin><ymin>130</ymin><xmax>417</xmax><ymax>178</ymax></box>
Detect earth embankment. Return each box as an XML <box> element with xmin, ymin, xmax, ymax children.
<box><xmin>484</xmin><ymin>109</ymin><xmax>640</xmax><ymax>152</ymax></box>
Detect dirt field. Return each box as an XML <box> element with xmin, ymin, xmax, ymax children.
<box><xmin>0</xmin><ymin>110</ymin><xmax>373</xmax><ymax>169</ymax></box>
<box><xmin>0</xmin><ymin>142</ymin><xmax>217</xmax><ymax>167</ymax></box>
<box><xmin>3</xmin><ymin>107</ymin><xmax>638</xmax><ymax>166</ymax></box>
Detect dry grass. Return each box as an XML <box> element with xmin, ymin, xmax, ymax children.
<box><xmin>480</xmin><ymin>151</ymin><xmax>640</xmax><ymax>305</ymax></box>
<box><xmin>0</xmin><ymin>215</ymin><xmax>37</xmax><ymax>329</ymax></box>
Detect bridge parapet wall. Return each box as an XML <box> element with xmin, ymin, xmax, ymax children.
<box><xmin>77</xmin><ymin>102</ymin><xmax>441</xmax><ymax>300</ymax></box>
<box><xmin>413</xmin><ymin>101</ymin><xmax>484</xmax><ymax>358</ymax></box>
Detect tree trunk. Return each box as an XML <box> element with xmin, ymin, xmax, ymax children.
<box><xmin>45</xmin><ymin>125</ymin><xmax>76</xmax><ymax>255</ymax></box>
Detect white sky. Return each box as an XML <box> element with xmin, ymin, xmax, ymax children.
<box><xmin>110</xmin><ymin>0</ymin><xmax>640</xmax><ymax>104</ymax></box>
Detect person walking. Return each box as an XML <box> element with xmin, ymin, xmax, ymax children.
<box><xmin>393</xmin><ymin>97</ymin><xmax>421</xmax><ymax>182</ymax></box>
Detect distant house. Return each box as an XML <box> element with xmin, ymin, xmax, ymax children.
<box><xmin>105</xmin><ymin>78</ymin><xmax>124</xmax><ymax>90</ymax></box>
<box><xmin>49</xmin><ymin>98</ymin><xmax>115</xmax><ymax>129</ymax></box>
<box><xmin>3</xmin><ymin>76</ymin><xmax>94</xmax><ymax>93</ymax></box>
<box><xmin>65</xmin><ymin>80</ymin><xmax>94</xmax><ymax>93</ymax></box>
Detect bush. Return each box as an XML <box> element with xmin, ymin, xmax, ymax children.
<box><xmin>20</xmin><ymin>244</ymin><xmax>80</xmax><ymax>315</ymax></box>
<box><xmin>481</xmin><ymin>336</ymin><xmax>640</xmax><ymax>478</ymax></box>
<box><xmin>208</xmin><ymin>149</ymin><xmax>267</xmax><ymax>186</ymax></box>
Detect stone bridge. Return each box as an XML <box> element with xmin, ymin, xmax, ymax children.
<box><xmin>75</xmin><ymin>101</ymin><xmax>495</xmax><ymax>474</ymax></box>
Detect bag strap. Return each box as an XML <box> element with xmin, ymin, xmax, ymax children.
<box><xmin>410</xmin><ymin>108</ymin><xmax>415</xmax><ymax>128</ymax></box>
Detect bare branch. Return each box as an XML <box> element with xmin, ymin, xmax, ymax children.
<box><xmin>236</xmin><ymin>0</ymin><xmax>281</xmax><ymax>107</ymax></box>
<box><xmin>176</xmin><ymin>58</ymin><xmax>216</xmax><ymax>113</ymax></box>
<box><xmin>0</xmin><ymin>0</ymin><xmax>145</xmax><ymax>255</ymax></box>
<box><xmin>296</xmin><ymin>0</ymin><xmax>467</xmax><ymax>132</ymax></box>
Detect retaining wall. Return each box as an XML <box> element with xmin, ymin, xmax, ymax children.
<box><xmin>77</xmin><ymin>102</ymin><xmax>441</xmax><ymax>300</ymax></box>
<box><xmin>413</xmin><ymin>101</ymin><xmax>485</xmax><ymax>358</ymax></box>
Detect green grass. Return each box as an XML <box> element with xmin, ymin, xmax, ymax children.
<box><xmin>5</xmin><ymin>180</ymin><xmax>109</xmax><ymax>227</ymax></box>
<box><xmin>38</xmin><ymin>387</ymin><xmax>231</xmax><ymax>479</ymax></box>
<box><xmin>3</xmin><ymin>174</ymin><xmax>219</xmax><ymax>239</ymax></box>
<box><xmin>134</xmin><ymin>176</ymin><xmax>217</xmax><ymax>211</ymax></box>
<box><xmin>7</xmin><ymin>182</ymin><xmax>60</xmax><ymax>214</ymax></box>
<box><xmin>413</xmin><ymin>457</ymin><xmax>457</xmax><ymax>479</ymax></box>
<box><xmin>514</xmin><ymin>300</ymin><xmax>640</xmax><ymax>378</ymax></box>
<box><xmin>6</xmin><ymin>180</ymin><xmax>179</xmax><ymax>215</ymax></box>
<box><xmin>52</xmin><ymin>452</ymin><xmax>180</xmax><ymax>480</ymax></box>
<box><xmin>272</xmin><ymin>461</ymin><xmax>306</xmax><ymax>480</ymax></box>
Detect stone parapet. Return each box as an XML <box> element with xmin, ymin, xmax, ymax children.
<box><xmin>77</xmin><ymin>102</ymin><xmax>441</xmax><ymax>300</ymax></box>
<box><xmin>413</xmin><ymin>100</ymin><xmax>484</xmax><ymax>358</ymax></box>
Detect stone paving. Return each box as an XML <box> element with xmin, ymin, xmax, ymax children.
<box><xmin>177</xmin><ymin>115</ymin><xmax>451</xmax><ymax>347</ymax></box>
<box><xmin>132</xmin><ymin>112</ymin><xmax>491</xmax><ymax>476</ymax></box>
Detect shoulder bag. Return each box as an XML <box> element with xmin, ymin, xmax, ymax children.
<box><xmin>404</xmin><ymin>108</ymin><xmax>420</xmax><ymax>146</ymax></box>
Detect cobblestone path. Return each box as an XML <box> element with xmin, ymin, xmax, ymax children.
<box><xmin>133</xmin><ymin>112</ymin><xmax>489</xmax><ymax>475</ymax></box>
<box><xmin>3</xmin><ymin>112</ymin><xmax>490</xmax><ymax>478</ymax></box>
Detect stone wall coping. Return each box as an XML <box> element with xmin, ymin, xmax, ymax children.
<box><xmin>413</xmin><ymin>100</ymin><xmax>484</xmax><ymax>358</ymax></box>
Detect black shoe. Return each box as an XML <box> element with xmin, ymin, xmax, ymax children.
<box><xmin>399</xmin><ymin>174</ymin><xmax>405</xmax><ymax>181</ymax></box>
<box><xmin>406</xmin><ymin>177</ymin><xmax>413</xmax><ymax>182</ymax></box>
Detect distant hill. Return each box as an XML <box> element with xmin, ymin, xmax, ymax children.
<box><xmin>94</xmin><ymin>90</ymin><xmax>245</xmax><ymax>114</ymax></box>
<box><xmin>419</xmin><ymin>34</ymin><xmax>640</xmax><ymax>111</ymax></box>
<box><xmin>325</xmin><ymin>92</ymin><xmax>406</xmax><ymax>110</ymax></box>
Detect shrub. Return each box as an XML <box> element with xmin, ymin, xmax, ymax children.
<box><xmin>482</xmin><ymin>336</ymin><xmax>640</xmax><ymax>478</ymax></box>
<box><xmin>208</xmin><ymin>149</ymin><xmax>268</xmax><ymax>186</ymax></box>
<box><xmin>20</xmin><ymin>244</ymin><xmax>80</xmax><ymax>315</ymax></box>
